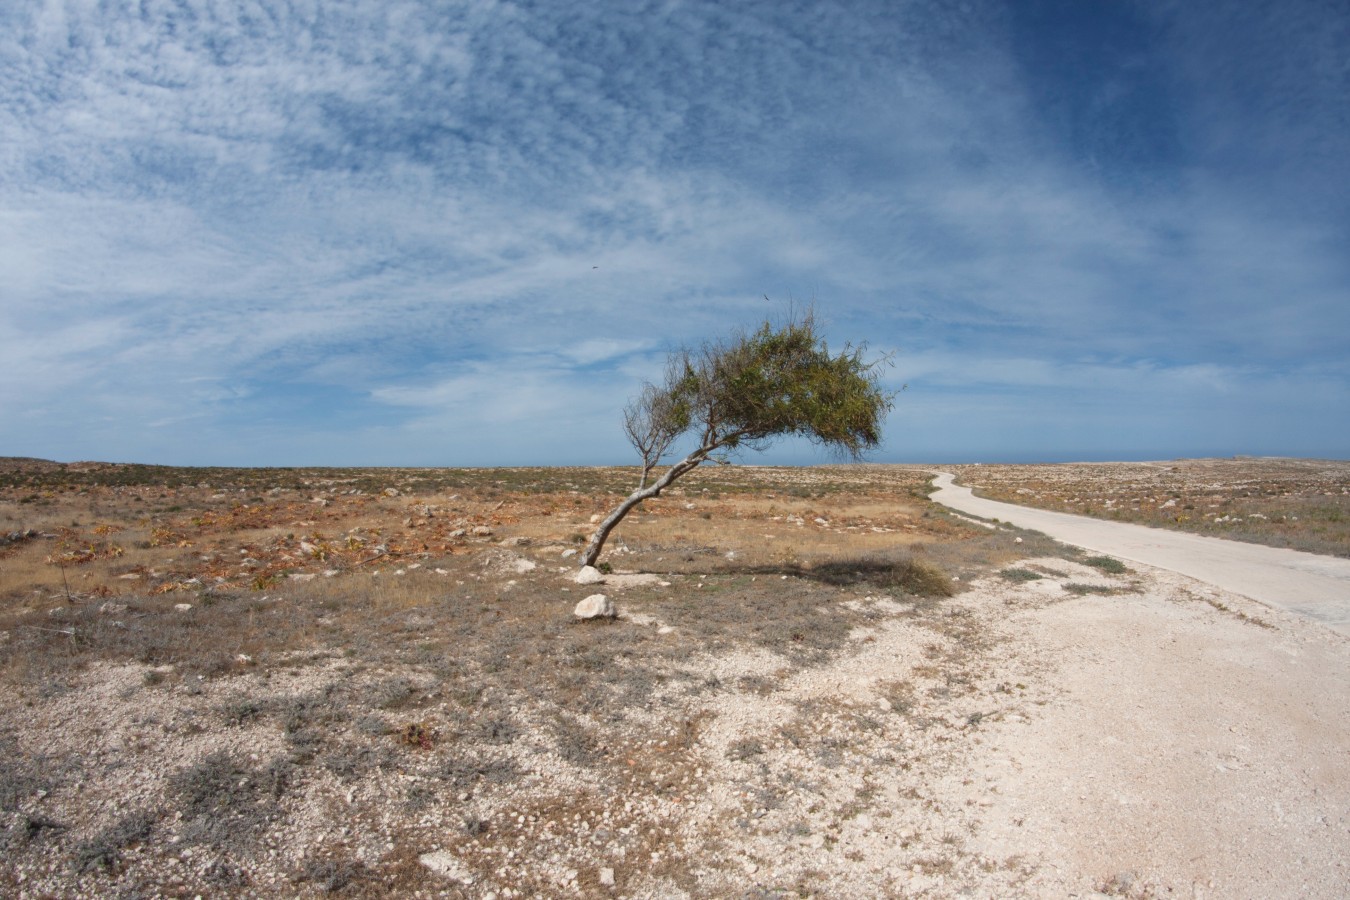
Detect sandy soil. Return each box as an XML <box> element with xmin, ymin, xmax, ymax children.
<box><xmin>930</xmin><ymin>472</ymin><xmax>1350</xmax><ymax>634</ymax></box>
<box><xmin>951</xmin><ymin>563</ymin><xmax>1349</xmax><ymax>899</ymax></box>
<box><xmin>2</xmin><ymin>462</ymin><xmax>1347</xmax><ymax>897</ymax></box>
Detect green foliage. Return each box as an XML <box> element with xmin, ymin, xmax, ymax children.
<box><xmin>674</xmin><ymin>313</ymin><xmax>892</xmax><ymax>458</ymax></box>
<box><xmin>585</xmin><ymin>309</ymin><xmax>896</xmax><ymax>566</ymax></box>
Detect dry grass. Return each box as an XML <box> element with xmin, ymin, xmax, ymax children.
<box><xmin>951</xmin><ymin>457</ymin><xmax>1350</xmax><ymax>558</ymax></box>
<box><xmin>0</xmin><ymin>458</ymin><xmax>1123</xmax><ymax>896</ymax></box>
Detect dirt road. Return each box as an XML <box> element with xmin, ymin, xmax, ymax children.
<box><xmin>931</xmin><ymin>472</ymin><xmax>1350</xmax><ymax>635</ymax></box>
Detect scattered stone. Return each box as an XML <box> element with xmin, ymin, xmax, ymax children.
<box><xmin>419</xmin><ymin>850</ymin><xmax>472</xmax><ymax>882</ymax></box>
<box><xmin>312</xmin><ymin>498</ymin><xmax>330</xmax><ymax>507</ymax></box>
<box><xmin>561</xmin><ymin>548</ymin><xmax>577</xmax><ymax>558</ymax></box>
<box><xmin>573</xmin><ymin>566</ymin><xmax>605</xmax><ymax>585</ymax></box>
<box><xmin>383</xmin><ymin>488</ymin><xmax>400</xmax><ymax>497</ymax></box>
<box><xmin>599</xmin><ymin>866</ymin><xmax>615</xmax><ymax>887</ymax></box>
<box><xmin>589</xmin><ymin>514</ymin><xmax>602</xmax><ymax>524</ymax></box>
<box><xmin>657</xmin><ymin>625</ymin><xmax>676</xmax><ymax>635</ymax></box>
<box><xmin>288</xmin><ymin>573</ymin><xmax>316</xmax><ymax>582</ymax></box>
<box><xmin>574</xmin><ymin>594</ymin><xmax>615</xmax><ymax>619</ymax></box>
<box><xmin>117</xmin><ymin>572</ymin><xmax>141</xmax><ymax>580</ymax></box>
<box><xmin>449</xmin><ymin>529</ymin><xmax>467</xmax><ymax>538</ymax></box>
<box><xmin>100</xmin><ymin>601</ymin><xmax>128</xmax><ymax>614</ymax></box>
<box><xmin>174</xmin><ymin>603</ymin><xmax>193</xmax><ymax>612</ymax></box>
<box><xmin>472</xmin><ymin>525</ymin><xmax>493</xmax><ymax>537</ymax></box>
<box><xmin>299</xmin><ymin>541</ymin><xmax>318</xmax><ymax>556</ymax></box>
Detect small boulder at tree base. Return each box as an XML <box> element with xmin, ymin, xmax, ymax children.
<box><xmin>573</xmin><ymin>565</ymin><xmax>606</xmax><ymax>584</ymax></box>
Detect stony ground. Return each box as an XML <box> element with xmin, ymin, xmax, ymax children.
<box><xmin>950</xmin><ymin>457</ymin><xmax>1350</xmax><ymax>558</ymax></box>
<box><xmin>1</xmin><ymin>460</ymin><xmax>1346</xmax><ymax>898</ymax></box>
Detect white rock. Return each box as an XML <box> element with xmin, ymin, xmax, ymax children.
<box><xmin>574</xmin><ymin>594</ymin><xmax>615</xmax><ymax>619</ymax></box>
<box><xmin>472</xmin><ymin>525</ymin><xmax>493</xmax><ymax>537</ymax></box>
<box><xmin>419</xmin><ymin>850</ymin><xmax>472</xmax><ymax>882</ymax></box>
<box><xmin>599</xmin><ymin>867</ymin><xmax>616</xmax><ymax>887</ymax></box>
<box><xmin>510</xmin><ymin>558</ymin><xmax>536</xmax><ymax>574</ymax></box>
<box><xmin>174</xmin><ymin>603</ymin><xmax>193</xmax><ymax>612</ymax></box>
<box><xmin>573</xmin><ymin>566</ymin><xmax>606</xmax><ymax>585</ymax></box>
<box><xmin>383</xmin><ymin>487</ymin><xmax>400</xmax><ymax>497</ymax></box>
<box><xmin>561</xmin><ymin>549</ymin><xmax>577</xmax><ymax>558</ymax></box>
<box><xmin>657</xmin><ymin>625</ymin><xmax>676</xmax><ymax>635</ymax></box>
<box><xmin>288</xmin><ymin>573</ymin><xmax>316</xmax><ymax>582</ymax></box>
<box><xmin>589</xmin><ymin>514</ymin><xmax>602</xmax><ymax>524</ymax></box>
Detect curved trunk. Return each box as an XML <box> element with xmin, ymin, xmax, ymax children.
<box><xmin>580</xmin><ymin>449</ymin><xmax>710</xmax><ymax>568</ymax></box>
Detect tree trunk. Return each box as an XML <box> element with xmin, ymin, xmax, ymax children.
<box><xmin>580</xmin><ymin>449</ymin><xmax>709</xmax><ymax>567</ymax></box>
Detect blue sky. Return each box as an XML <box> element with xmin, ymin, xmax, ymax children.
<box><xmin>2</xmin><ymin>0</ymin><xmax>1347</xmax><ymax>466</ymax></box>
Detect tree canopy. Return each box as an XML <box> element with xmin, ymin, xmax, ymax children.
<box><xmin>582</xmin><ymin>311</ymin><xmax>894</xmax><ymax>567</ymax></box>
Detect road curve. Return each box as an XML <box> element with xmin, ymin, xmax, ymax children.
<box><xmin>930</xmin><ymin>472</ymin><xmax>1350</xmax><ymax>636</ymax></box>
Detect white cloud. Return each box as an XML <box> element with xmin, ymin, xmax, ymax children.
<box><xmin>1</xmin><ymin>0</ymin><xmax>1346</xmax><ymax>464</ymax></box>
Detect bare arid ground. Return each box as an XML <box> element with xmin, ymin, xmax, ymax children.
<box><xmin>949</xmin><ymin>458</ymin><xmax>1350</xmax><ymax>559</ymax></box>
<box><xmin>1</xmin><ymin>460</ymin><xmax>1347</xmax><ymax>898</ymax></box>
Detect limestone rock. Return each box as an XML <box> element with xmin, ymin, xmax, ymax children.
<box><xmin>574</xmin><ymin>594</ymin><xmax>615</xmax><ymax>619</ymax></box>
<box><xmin>573</xmin><ymin>566</ymin><xmax>605</xmax><ymax>585</ymax></box>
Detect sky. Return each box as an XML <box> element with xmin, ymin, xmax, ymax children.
<box><xmin>2</xmin><ymin>0</ymin><xmax>1347</xmax><ymax>467</ymax></box>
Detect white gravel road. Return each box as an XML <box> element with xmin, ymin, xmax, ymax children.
<box><xmin>930</xmin><ymin>471</ymin><xmax>1350</xmax><ymax>635</ymax></box>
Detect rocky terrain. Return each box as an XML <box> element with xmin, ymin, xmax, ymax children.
<box><xmin>1</xmin><ymin>460</ymin><xmax>1346</xmax><ymax>898</ymax></box>
<box><xmin>950</xmin><ymin>457</ymin><xmax>1350</xmax><ymax>558</ymax></box>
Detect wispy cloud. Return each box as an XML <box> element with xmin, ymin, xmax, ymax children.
<box><xmin>1</xmin><ymin>0</ymin><xmax>1346</xmax><ymax>464</ymax></box>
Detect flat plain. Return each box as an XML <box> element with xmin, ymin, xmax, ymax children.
<box><xmin>1</xmin><ymin>458</ymin><xmax>1347</xmax><ymax>898</ymax></box>
<box><xmin>950</xmin><ymin>457</ymin><xmax>1350</xmax><ymax>558</ymax></box>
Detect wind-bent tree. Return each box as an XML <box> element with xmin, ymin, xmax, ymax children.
<box><xmin>581</xmin><ymin>312</ymin><xmax>895</xmax><ymax>567</ymax></box>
